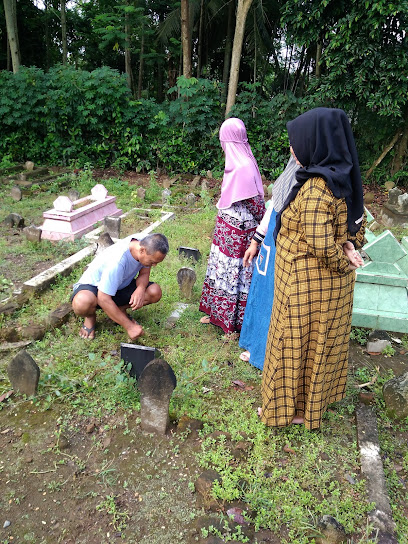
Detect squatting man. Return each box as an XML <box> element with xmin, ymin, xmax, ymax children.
<box><xmin>71</xmin><ymin>233</ymin><xmax>169</xmax><ymax>340</ymax></box>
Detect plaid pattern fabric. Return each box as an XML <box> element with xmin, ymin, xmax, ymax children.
<box><xmin>261</xmin><ymin>177</ymin><xmax>366</xmax><ymax>430</ymax></box>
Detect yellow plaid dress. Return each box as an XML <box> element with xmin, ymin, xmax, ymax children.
<box><xmin>261</xmin><ymin>177</ymin><xmax>365</xmax><ymax>430</ymax></box>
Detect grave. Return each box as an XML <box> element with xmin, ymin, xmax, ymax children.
<box><xmin>381</xmin><ymin>187</ymin><xmax>408</xmax><ymax>228</ymax></box>
<box><xmin>352</xmin><ymin>210</ymin><xmax>408</xmax><ymax>333</ymax></box>
<box><xmin>40</xmin><ymin>184</ymin><xmax>122</xmax><ymax>241</ymax></box>
<box><xmin>120</xmin><ymin>343</ymin><xmax>160</xmax><ymax>379</ymax></box>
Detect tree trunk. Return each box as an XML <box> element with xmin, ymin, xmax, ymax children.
<box><xmin>225</xmin><ymin>0</ymin><xmax>253</xmax><ymax>116</ymax></box>
<box><xmin>197</xmin><ymin>0</ymin><xmax>204</xmax><ymax>77</ymax></box>
<box><xmin>222</xmin><ymin>0</ymin><xmax>235</xmax><ymax>104</ymax></box>
<box><xmin>61</xmin><ymin>0</ymin><xmax>68</xmax><ymax>65</ymax></box>
<box><xmin>3</xmin><ymin>0</ymin><xmax>20</xmax><ymax>73</ymax></box>
<box><xmin>181</xmin><ymin>0</ymin><xmax>192</xmax><ymax>78</ymax></box>
<box><xmin>365</xmin><ymin>131</ymin><xmax>402</xmax><ymax>179</ymax></box>
<box><xmin>137</xmin><ymin>33</ymin><xmax>144</xmax><ymax>99</ymax></box>
<box><xmin>125</xmin><ymin>13</ymin><xmax>135</xmax><ymax>94</ymax></box>
<box><xmin>315</xmin><ymin>39</ymin><xmax>322</xmax><ymax>77</ymax></box>
<box><xmin>391</xmin><ymin>107</ymin><xmax>408</xmax><ymax>175</ymax></box>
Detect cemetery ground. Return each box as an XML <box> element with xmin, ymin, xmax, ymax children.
<box><xmin>0</xmin><ymin>168</ymin><xmax>408</xmax><ymax>544</ymax></box>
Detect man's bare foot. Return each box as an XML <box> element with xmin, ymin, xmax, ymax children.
<box><xmin>291</xmin><ymin>415</ymin><xmax>304</xmax><ymax>424</ymax></box>
<box><xmin>79</xmin><ymin>317</ymin><xmax>96</xmax><ymax>339</ymax></box>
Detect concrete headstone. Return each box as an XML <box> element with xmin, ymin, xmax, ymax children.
<box><xmin>137</xmin><ymin>187</ymin><xmax>146</xmax><ymax>200</ymax></box>
<box><xmin>7</xmin><ymin>350</ymin><xmax>40</xmax><ymax>396</ymax></box>
<box><xmin>206</xmin><ymin>170</ymin><xmax>213</xmax><ymax>179</ymax></box>
<box><xmin>10</xmin><ymin>186</ymin><xmax>22</xmax><ymax>201</ymax></box>
<box><xmin>53</xmin><ymin>196</ymin><xmax>73</xmax><ymax>212</ymax></box>
<box><xmin>3</xmin><ymin>213</ymin><xmax>24</xmax><ymax>229</ymax></box>
<box><xmin>139</xmin><ymin>358</ymin><xmax>177</xmax><ymax>435</ymax></box>
<box><xmin>162</xmin><ymin>188</ymin><xmax>171</xmax><ymax>205</ymax></box>
<box><xmin>191</xmin><ymin>175</ymin><xmax>201</xmax><ymax>188</ymax></box>
<box><xmin>104</xmin><ymin>216</ymin><xmax>121</xmax><ymax>239</ymax></box>
<box><xmin>388</xmin><ymin>188</ymin><xmax>401</xmax><ymax>206</ymax></box>
<box><xmin>383</xmin><ymin>372</ymin><xmax>408</xmax><ymax>419</ymax></box>
<box><xmin>67</xmin><ymin>189</ymin><xmax>80</xmax><ymax>202</ymax></box>
<box><xmin>95</xmin><ymin>232</ymin><xmax>115</xmax><ymax>255</ymax></box>
<box><xmin>91</xmin><ymin>184</ymin><xmax>109</xmax><ymax>200</ymax></box>
<box><xmin>23</xmin><ymin>225</ymin><xmax>42</xmax><ymax>243</ymax></box>
<box><xmin>24</xmin><ymin>161</ymin><xmax>35</xmax><ymax>171</ymax></box>
<box><xmin>366</xmin><ymin>330</ymin><xmax>392</xmax><ymax>353</ymax></box>
<box><xmin>177</xmin><ymin>267</ymin><xmax>196</xmax><ymax>298</ymax></box>
<box><xmin>185</xmin><ymin>192</ymin><xmax>196</xmax><ymax>206</ymax></box>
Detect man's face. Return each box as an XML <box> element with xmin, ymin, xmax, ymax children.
<box><xmin>139</xmin><ymin>248</ymin><xmax>166</xmax><ymax>267</ymax></box>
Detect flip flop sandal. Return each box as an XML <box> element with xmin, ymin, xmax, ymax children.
<box><xmin>80</xmin><ymin>324</ymin><xmax>95</xmax><ymax>339</ymax></box>
<box><xmin>239</xmin><ymin>351</ymin><xmax>250</xmax><ymax>362</ymax></box>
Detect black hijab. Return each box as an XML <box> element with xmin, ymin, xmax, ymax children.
<box><xmin>273</xmin><ymin>107</ymin><xmax>364</xmax><ymax>241</ymax></box>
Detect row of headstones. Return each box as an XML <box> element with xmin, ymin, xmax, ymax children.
<box><xmin>7</xmin><ymin>349</ymin><xmax>177</xmax><ymax>435</ymax></box>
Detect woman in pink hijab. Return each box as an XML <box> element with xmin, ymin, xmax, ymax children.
<box><xmin>199</xmin><ymin>118</ymin><xmax>265</xmax><ymax>334</ymax></box>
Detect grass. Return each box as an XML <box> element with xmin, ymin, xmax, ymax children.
<box><xmin>1</xmin><ymin>174</ymin><xmax>408</xmax><ymax>543</ymax></box>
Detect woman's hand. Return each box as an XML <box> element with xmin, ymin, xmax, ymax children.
<box><xmin>343</xmin><ymin>241</ymin><xmax>364</xmax><ymax>270</ymax></box>
<box><xmin>243</xmin><ymin>239</ymin><xmax>259</xmax><ymax>267</ymax></box>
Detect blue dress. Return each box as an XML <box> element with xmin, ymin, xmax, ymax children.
<box><xmin>239</xmin><ymin>209</ymin><xmax>277</xmax><ymax>370</ymax></box>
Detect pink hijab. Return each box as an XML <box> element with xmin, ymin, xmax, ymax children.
<box><xmin>217</xmin><ymin>117</ymin><xmax>264</xmax><ymax>210</ymax></box>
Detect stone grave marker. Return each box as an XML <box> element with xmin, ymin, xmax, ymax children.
<box><xmin>3</xmin><ymin>213</ymin><xmax>24</xmax><ymax>229</ymax></box>
<box><xmin>201</xmin><ymin>180</ymin><xmax>208</xmax><ymax>192</ymax></box>
<box><xmin>162</xmin><ymin>188</ymin><xmax>171</xmax><ymax>205</ymax></box>
<box><xmin>137</xmin><ymin>187</ymin><xmax>146</xmax><ymax>200</ymax></box>
<box><xmin>23</xmin><ymin>225</ymin><xmax>42</xmax><ymax>243</ymax></box>
<box><xmin>191</xmin><ymin>175</ymin><xmax>201</xmax><ymax>188</ymax></box>
<box><xmin>177</xmin><ymin>267</ymin><xmax>196</xmax><ymax>298</ymax></box>
<box><xmin>185</xmin><ymin>193</ymin><xmax>196</xmax><ymax>206</ymax></box>
<box><xmin>206</xmin><ymin>170</ymin><xmax>213</xmax><ymax>179</ymax></box>
<box><xmin>67</xmin><ymin>189</ymin><xmax>80</xmax><ymax>202</ymax></box>
<box><xmin>24</xmin><ymin>161</ymin><xmax>34</xmax><ymax>171</ymax></box>
<box><xmin>10</xmin><ymin>186</ymin><xmax>22</xmax><ymax>201</ymax></box>
<box><xmin>7</xmin><ymin>350</ymin><xmax>40</xmax><ymax>396</ymax></box>
<box><xmin>138</xmin><ymin>358</ymin><xmax>177</xmax><ymax>435</ymax></box>
<box><xmin>381</xmin><ymin>187</ymin><xmax>408</xmax><ymax>228</ymax></box>
<box><xmin>104</xmin><ymin>216</ymin><xmax>121</xmax><ymax>239</ymax></box>
<box><xmin>383</xmin><ymin>372</ymin><xmax>408</xmax><ymax>419</ymax></box>
<box><xmin>178</xmin><ymin>246</ymin><xmax>201</xmax><ymax>261</ymax></box>
<box><xmin>95</xmin><ymin>232</ymin><xmax>114</xmax><ymax>255</ymax></box>
<box><xmin>120</xmin><ymin>343</ymin><xmax>160</xmax><ymax>379</ymax></box>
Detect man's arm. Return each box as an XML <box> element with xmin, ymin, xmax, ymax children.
<box><xmin>129</xmin><ymin>266</ymin><xmax>151</xmax><ymax>310</ymax></box>
<box><xmin>97</xmin><ymin>291</ymin><xmax>142</xmax><ymax>339</ymax></box>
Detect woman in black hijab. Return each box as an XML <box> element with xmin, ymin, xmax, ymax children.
<box><xmin>261</xmin><ymin>108</ymin><xmax>365</xmax><ymax>431</ymax></box>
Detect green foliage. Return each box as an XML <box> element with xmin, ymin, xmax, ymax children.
<box><xmin>350</xmin><ymin>327</ymin><xmax>369</xmax><ymax>345</ymax></box>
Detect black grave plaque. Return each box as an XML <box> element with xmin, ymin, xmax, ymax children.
<box><xmin>178</xmin><ymin>246</ymin><xmax>201</xmax><ymax>261</ymax></box>
<box><xmin>120</xmin><ymin>343</ymin><xmax>160</xmax><ymax>379</ymax></box>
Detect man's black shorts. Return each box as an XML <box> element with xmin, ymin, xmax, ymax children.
<box><xmin>71</xmin><ymin>279</ymin><xmax>154</xmax><ymax>307</ymax></box>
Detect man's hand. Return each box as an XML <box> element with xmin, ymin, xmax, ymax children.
<box><xmin>129</xmin><ymin>287</ymin><xmax>146</xmax><ymax>310</ymax></box>
<box><xmin>243</xmin><ymin>239</ymin><xmax>259</xmax><ymax>267</ymax></box>
<box><xmin>126</xmin><ymin>319</ymin><xmax>144</xmax><ymax>340</ymax></box>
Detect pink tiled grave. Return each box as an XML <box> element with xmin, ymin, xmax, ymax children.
<box><xmin>40</xmin><ymin>184</ymin><xmax>122</xmax><ymax>241</ymax></box>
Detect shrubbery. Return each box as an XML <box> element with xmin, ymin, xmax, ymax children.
<box><xmin>0</xmin><ymin>65</ymin><xmax>299</xmax><ymax>177</ymax></box>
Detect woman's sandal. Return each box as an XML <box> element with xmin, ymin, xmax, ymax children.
<box><xmin>239</xmin><ymin>351</ymin><xmax>250</xmax><ymax>362</ymax></box>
